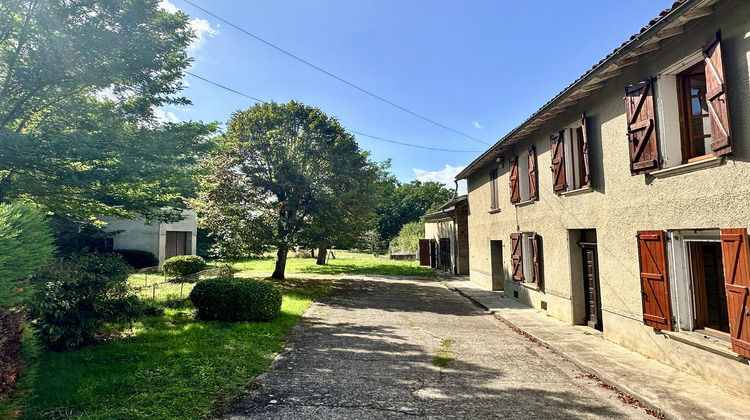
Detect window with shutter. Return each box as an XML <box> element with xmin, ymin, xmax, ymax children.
<box><xmin>550</xmin><ymin>131</ymin><xmax>567</xmax><ymax>193</ymax></box>
<box><xmin>528</xmin><ymin>146</ymin><xmax>538</xmax><ymax>201</ymax></box>
<box><xmin>532</xmin><ymin>233</ymin><xmax>543</xmax><ymax>289</ymax></box>
<box><xmin>509</xmin><ymin>158</ymin><xmax>520</xmax><ymax>205</ymax></box>
<box><xmin>720</xmin><ymin>228</ymin><xmax>750</xmax><ymax>358</ymax></box>
<box><xmin>637</xmin><ymin>29</ymin><xmax>732</xmax><ymax>171</ymax></box>
<box><xmin>703</xmin><ymin>30</ymin><xmax>732</xmax><ymax>156</ymax></box>
<box><xmin>511</xmin><ymin>233</ymin><xmax>523</xmax><ymax>281</ymax></box>
<box><xmin>625</xmin><ymin>79</ymin><xmax>659</xmax><ymax>174</ymax></box>
<box><xmin>551</xmin><ymin>115</ymin><xmax>591</xmax><ymax>193</ymax></box>
<box><xmin>637</xmin><ymin>230</ymin><xmax>672</xmax><ymax>330</ymax></box>
<box><xmin>489</xmin><ymin>169</ymin><xmax>499</xmax><ymax>210</ymax></box>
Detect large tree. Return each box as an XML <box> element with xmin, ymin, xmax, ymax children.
<box><xmin>197</xmin><ymin>101</ymin><xmax>378</xmax><ymax>279</ymax></box>
<box><xmin>0</xmin><ymin>0</ymin><xmax>214</xmax><ymax>220</ymax></box>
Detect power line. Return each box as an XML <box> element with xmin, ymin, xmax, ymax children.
<box><xmin>181</xmin><ymin>0</ymin><xmax>490</xmax><ymax>146</ymax></box>
<box><xmin>184</xmin><ymin>71</ymin><xmax>481</xmax><ymax>153</ymax></box>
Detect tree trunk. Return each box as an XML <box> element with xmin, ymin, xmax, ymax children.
<box><xmin>272</xmin><ymin>246</ymin><xmax>288</xmax><ymax>279</ymax></box>
<box><xmin>316</xmin><ymin>245</ymin><xmax>328</xmax><ymax>265</ymax></box>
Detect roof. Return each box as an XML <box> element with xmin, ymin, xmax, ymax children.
<box><xmin>422</xmin><ymin>194</ymin><xmax>467</xmax><ymax>220</ymax></box>
<box><xmin>456</xmin><ymin>0</ymin><xmax>722</xmax><ymax>180</ymax></box>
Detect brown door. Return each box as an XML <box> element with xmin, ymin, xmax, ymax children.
<box><xmin>581</xmin><ymin>243</ymin><xmax>603</xmax><ymax>331</ymax></box>
<box><xmin>418</xmin><ymin>239</ymin><xmax>431</xmax><ymax>266</ymax></box>
<box><xmin>165</xmin><ymin>231</ymin><xmax>188</xmax><ymax>260</ymax></box>
<box><xmin>439</xmin><ymin>238</ymin><xmax>451</xmax><ymax>272</ymax></box>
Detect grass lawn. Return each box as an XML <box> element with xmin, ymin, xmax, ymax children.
<box><xmin>2</xmin><ymin>252</ymin><xmax>433</xmax><ymax>419</ymax></box>
<box><xmin>230</xmin><ymin>250</ymin><xmax>436</xmax><ymax>278</ymax></box>
<box><xmin>9</xmin><ymin>278</ymin><xmax>330</xmax><ymax>420</ymax></box>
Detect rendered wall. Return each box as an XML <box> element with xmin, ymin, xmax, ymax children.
<box><xmin>464</xmin><ymin>0</ymin><xmax>750</xmax><ymax>389</ymax></box>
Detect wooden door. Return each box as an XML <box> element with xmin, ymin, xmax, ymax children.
<box><xmin>165</xmin><ymin>231</ymin><xmax>188</xmax><ymax>260</ymax></box>
<box><xmin>439</xmin><ymin>238</ymin><xmax>451</xmax><ymax>272</ymax></box>
<box><xmin>418</xmin><ymin>239</ymin><xmax>431</xmax><ymax>266</ymax></box>
<box><xmin>582</xmin><ymin>244</ymin><xmax>603</xmax><ymax>331</ymax></box>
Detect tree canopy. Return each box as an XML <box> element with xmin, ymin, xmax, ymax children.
<box><xmin>0</xmin><ymin>0</ymin><xmax>215</xmax><ymax>220</ymax></box>
<box><xmin>375</xmin><ymin>173</ymin><xmax>454</xmax><ymax>244</ymax></box>
<box><xmin>197</xmin><ymin>101</ymin><xmax>378</xmax><ymax>279</ymax></box>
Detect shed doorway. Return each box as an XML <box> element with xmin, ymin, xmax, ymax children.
<box><xmin>165</xmin><ymin>231</ymin><xmax>188</xmax><ymax>260</ymax></box>
<box><xmin>570</xmin><ymin>229</ymin><xmax>602</xmax><ymax>331</ymax></box>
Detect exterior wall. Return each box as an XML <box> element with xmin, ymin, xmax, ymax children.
<box><xmin>455</xmin><ymin>201</ymin><xmax>470</xmax><ymax>275</ymax></box>
<box><xmin>101</xmin><ymin>210</ymin><xmax>198</xmax><ymax>267</ymax></box>
<box><xmin>425</xmin><ymin>216</ymin><xmax>455</xmax><ymax>272</ymax></box>
<box><xmin>464</xmin><ymin>0</ymin><xmax>750</xmax><ymax>390</ymax></box>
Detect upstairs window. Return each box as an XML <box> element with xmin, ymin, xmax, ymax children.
<box><xmin>627</xmin><ymin>30</ymin><xmax>732</xmax><ymax>173</ymax></box>
<box><xmin>509</xmin><ymin>147</ymin><xmax>538</xmax><ymax>204</ymax></box>
<box><xmin>550</xmin><ymin>113</ymin><xmax>590</xmax><ymax>193</ymax></box>
<box><xmin>489</xmin><ymin>168</ymin><xmax>499</xmax><ymax>210</ymax></box>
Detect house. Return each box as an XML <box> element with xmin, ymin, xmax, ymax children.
<box><xmin>420</xmin><ymin>195</ymin><xmax>470</xmax><ymax>276</ymax></box>
<box><xmin>100</xmin><ymin>210</ymin><xmax>198</xmax><ymax>268</ymax></box>
<box><xmin>456</xmin><ymin>0</ymin><xmax>750</xmax><ymax>391</ymax></box>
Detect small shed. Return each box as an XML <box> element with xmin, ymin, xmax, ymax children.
<box><xmin>421</xmin><ymin>195</ymin><xmax>469</xmax><ymax>275</ymax></box>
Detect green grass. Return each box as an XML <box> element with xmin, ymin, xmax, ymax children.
<box><xmin>10</xmin><ymin>278</ymin><xmax>330</xmax><ymax>420</ymax></box>
<box><xmin>229</xmin><ymin>251</ymin><xmax>435</xmax><ymax>278</ymax></box>
<box><xmin>432</xmin><ymin>337</ymin><xmax>455</xmax><ymax>368</ymax></box>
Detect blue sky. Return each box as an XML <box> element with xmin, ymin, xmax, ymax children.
<box><xmin>159</xmin><ymin>0</ymin><xmax>675</xmax><ymax>188</ymax></box>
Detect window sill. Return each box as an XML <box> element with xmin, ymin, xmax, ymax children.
<box><xmin>649</xmin><ymin>156</ymin><xmax>725</xmax><ymax>178</ymax></box>
<box><xmin>488</xmin><ymin>208</ymin><xmax>501</xmax><ymax>214</ymax></box>
<box><xmin>655</xmin><ymin>329</ymin><xmax>747</xmax><ymax>363</ymax></box>
<box><xmin>560</xmin><ymin>186</ymin><xmax>593</xmax><ymax>197</ymax></box>
<box><xmin>518</xmin><ymin>281</ymin><xmax>540</xmax><ymax>291</ymax></box>
<box><xmin>515</xmin><ymin>200</ymin><xmax>536</xmax><ymax>208</ymax></box>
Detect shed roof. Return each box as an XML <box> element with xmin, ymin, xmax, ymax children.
<box><xmin>456</xmin><ymin>0</ymin><xmax>722</xmax><ymax>180</ymax></box>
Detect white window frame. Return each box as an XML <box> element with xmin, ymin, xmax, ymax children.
<box><xmin>655</xmin><ymin>50</ymin><xmax>705</xmax><ymax>170</ymax></box>
<box><xmin>521</xmin><ymin>232</ymin><xmax>535</xmax><ymax>284</ymax></box>
<box><xmin>561</xmin><ymin>124</ymin><xmax>585</xmax><ymax>191</ymax></box>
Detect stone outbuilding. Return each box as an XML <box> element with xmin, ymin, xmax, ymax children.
<box><xmin>456</xmin><ymin>0</ymin><xmax>750</xmax><ymax>392</ymax></box>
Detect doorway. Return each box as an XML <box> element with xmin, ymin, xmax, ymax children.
<box><xmin>439</xmin><ymin>238</ymin><xmax>451</xmax><ymax>272</ymax></box>
<box><xmin>490</xmin><ymin>240</ymin><xmax>503</xmax><ymax>291</ymax></box>
<box><xmin>580</xmin><ymin>243</ymin><xmax>603</xmax><ymax>331</ymax></box>
<box><xmin>165</xmin><ymin>231</ymin><xmax>188</xmax><ymax>260</ymax></box>
<box><xmin>688</xmin><ymin>241</ymin><xmax>729</xmax><ymax>334</ymax></box>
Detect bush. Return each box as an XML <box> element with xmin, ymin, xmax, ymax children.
<box><xmin>163</xmin><ymin>255</ymin><xmax>207</xmax><ymax>278</ymax></box>
<box><xmin>189</xmin><ymin>277</ymin><xmax>281</xmax><ymax>322</ymax></box>
<box><xmin>0</xmin><ymin>309</ymin><xmax>25</xmax><ymax>396</ymax></box>
<box><xmin>26</xmin><ymin>254</ymin><xmax>139</xmax><ymax>351</ymax></box>
<box><xmin>389</xmin><ymin>221</ymin><xmax>424</xmax><ymax>254</ymax></box>
<box><xmin>113</xmin><ymin>249</ymin><xmax>158</xmax><ymax>269</ymax></box>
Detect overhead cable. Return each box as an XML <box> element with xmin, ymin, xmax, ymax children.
<box><xmin>181</xmin><ymin>0</ymin><xmax>490</xmax><ymax>146</ymax></box>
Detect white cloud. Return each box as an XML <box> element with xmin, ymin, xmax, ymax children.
<box><xmin>154</xmin><ymin>108</ymin><xmax>180</xmax><ymax>123</ymax></box>
<box><xmin>472</xmin><ymin>121</ymin><xmax>483</xmax><ymax>129</ymax></box>
<box><xmin>158</xmin><ymin>0</ymin><xmax>179</xmax><ymax>13</ymax></box>
<box><xmin>413</xmin><ymin>164</ymin><xmax>468</xmax><ymax>195</ymax></box>
<box><xmin>158</xmin><ymin>1</ymin><xmax>218</xmax><ymax>54</ymax></box>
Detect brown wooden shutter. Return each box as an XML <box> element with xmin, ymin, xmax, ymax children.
<box><xmin>720</xmin><ymin>228</ymin><xmax>750</xmax><ymax>358</ymax></box>
<box><xmin>489</xmin><ymin>169</ymin><xmax>499</xmax><ymax>209</ymax></box>
<box><xmin>550</xmin><ymin>131</ymin><xmax>566</xmax><ymax>193</ymax></box>
<box><xmin>703</xmin><ymin>30</ymin><xmax>732</xmax><ymax>156</ymax></box>
<box><xmin>532</xmin><ymin>233</ymin><xmax>542</xmax><ymax>289</ymax></box>
<box><xmin>418</xmin><ymin>239</ymin><xmax>431</xmax><ymax>266</ymax></box>
<box><xmin>528</xmin><ymin>146</ymin><xmax>538</xmax><ymax>201</ymax></box>
<box><xmin>511</xmin><ymin>233</ymin><xmax>523</xmax><ymax>282</ymax></box>
<box><xmin>636</xmin><ymin>230</ymin><xmax>672</xmax><ymax>330</ymax></box>
<box><xmin>580</xmin><ymin>113</ymin><xmax>591</xmax><ymax>187</ymax></box>
<box><xmin>625</xmin><ymin>79</ymin><xmax>659</xmax><ymax>174</ymax></box>
<box><xmin>509</xmin><ymin>157</ymin><xmax>520</xmax><ymax>204</ymax></box>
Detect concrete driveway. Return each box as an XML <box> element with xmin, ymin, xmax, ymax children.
<box><xmin>223</xmin><ymin>275</ymin><xmax>653</xmax><ymax>419</ymax></box>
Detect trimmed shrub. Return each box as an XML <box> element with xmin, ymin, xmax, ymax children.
<box><xmin>26</xmin><ymin>254</ymin><xmax>139</xmax><ymax>351</ymax></box>
<box><xmin>189</xmin><ymin>277</ymin><xmax>281</xmax><ymax>322</ymax></box>
<box><xmin>163</xmin><ymin>255</ymin><xmax>207</xmax><ymax>278</ymax></box>
<box><xmin>114</xmin><ymin>249</ymin><xmax>158</xmax><ymax>269</ymax></box>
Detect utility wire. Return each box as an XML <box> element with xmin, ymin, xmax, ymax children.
<box><xmin>181</xmin><ymin>0</ymin><xmax>490</xmax><ymax>146</ymax></box>
<box><xmin>184</xmin><ymin>71</ymin><xmax>480</xmax><ymax>153</ymax></box>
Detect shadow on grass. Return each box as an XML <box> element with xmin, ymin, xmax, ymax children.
<box><xmin>16</xmin><ymin>281</ymin><xmax>329</xmax><ymax>420</ymax></box>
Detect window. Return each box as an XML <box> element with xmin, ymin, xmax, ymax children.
<box><xmin>551</xmin><ymin>113</ymin><xmax>591</xmax><ymax>193</ymax></box>
<box><xmin>509</xmin><ymin>146</ymin><xmax>538</xmax><ymax>204</ymax></box>
<box><xmin>627</xmin><ymin>30</ymin><xmax>732</xmax><ymax>173</ymax></box>
<box><xmin>510</xmin><ymin>232</ymin><xmax>542</xmax><ymax>287</ymax></box>
<box><xmin>489</xmin><ymin>168</ymin><xmax>499</xmax><ymax>210</ymax></box>
<box><xmin>636</xmin><ymin>229</ymin><xmax>750</xmax><ymax>359</ymax></box>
